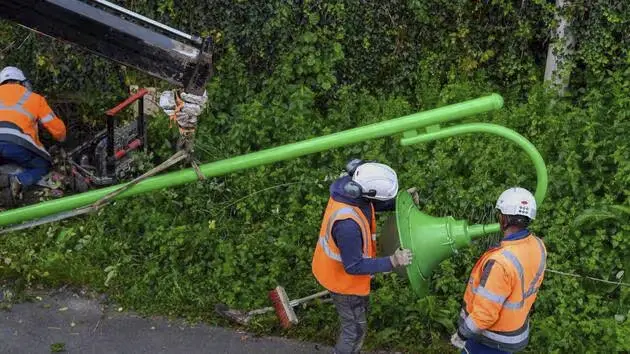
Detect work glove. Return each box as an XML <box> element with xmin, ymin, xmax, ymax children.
<box><xmin>407</xmin><ymin>187</ymin><xmax>420</xmax><ymax>206</ymax></box>
<box><xmin>450</xmin><ymin>332</ymin><xmax>466</xmax><ymax>349</ymax></box>
<box><xmin>389</xmin><ymin>248</ymin><xmax>413</xmax><ymax>267</ymax></box>
<box><xmin>159</xmin><ymin>90</ymin><xmax>208</xmax><ymax>129</ymax></box>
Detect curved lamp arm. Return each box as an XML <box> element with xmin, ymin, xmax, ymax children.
<box><xmin>400</xmin><ymin>123</ymin><xmax>548</xmax><ymax>237</ymax></box>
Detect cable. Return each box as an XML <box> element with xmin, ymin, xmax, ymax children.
<box><xmin>546</xmin><ymin>269</ymin><xmax>630</xmax><ymax>287</ymax></box>
<box><xmin>220</xmin><ymin>181</ymin><xmax>308</xmax><ymax>210</ymax></box>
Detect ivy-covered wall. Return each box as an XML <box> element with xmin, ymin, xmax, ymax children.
<box><xmin>1</xmin><ymin>1</ymin><xmax>629</xmax><ymax>352</ymax></box>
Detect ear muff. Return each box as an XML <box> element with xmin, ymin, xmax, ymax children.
<box><xmin>343</xmin><ymin>180</ymin><xmax>378</xmax><ymax>199</ymax></box>
<box><xmin>343</xmin><ymin>180</ymin><xmax>363</xmax><ymax>198</ymax></box>
<box><xmin>343</xmin><ymin>158</ymin><xmax>379</xmax><ymax>199</ymax></box>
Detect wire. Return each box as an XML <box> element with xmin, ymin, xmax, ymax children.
<box><xmin>546</xmin><ymin>269</ymin><xmax>630</xmax><ymax>287</ymax></box>
<box><xmin>1</xmin><ymin>33</ymin><xmax>31</xmax><ymax>54</ymax></box>
<box><xmin>220</xmin><ymin>181</ymin><xmax>306</xmax><ymax>210</ymax></box>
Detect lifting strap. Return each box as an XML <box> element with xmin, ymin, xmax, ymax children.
<box><xmin>0</xmin><ymin>90</ymin><xmax>208</xmax><ymax>233</ymax></box>
<box><xmin>169</xmin><ymin>91</ymin><xmax>205</xmax><ymax>181</ymax></box>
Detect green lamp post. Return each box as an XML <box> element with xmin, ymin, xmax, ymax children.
<box><xmin>381</xmin><ymin>123</ymin><xmax>548</xmax><ymax>297</ymax></box>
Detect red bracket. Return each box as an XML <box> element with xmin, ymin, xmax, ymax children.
<box><xmin>106</xmin><ymin>88</ymin><xmax>149</xmax><ymax>116</ymax></box>
<box><xmin>115</xmin><ymin>138</ymin><xmax>142</xmax><ymax>159</ymax></box>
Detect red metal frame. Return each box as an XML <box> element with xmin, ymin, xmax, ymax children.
<box><xmin>106</xmin><ymin>88</ymin><xmax>149</xmax><ymax>116</ymax></box>
<box><xmin>104</xmin><ymin>88</ymin><xmax>150</xmax><ymax>178</ymax></box>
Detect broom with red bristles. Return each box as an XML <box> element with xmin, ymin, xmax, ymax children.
<box><xmin>268</xmin><ymin>286</ymin><xmax>330</xmax><ymax>328</ymax></box>
<box><xmin>215</xmin><ymin>286</ymin><xmax>329</xmax><ymax>328</ymax></box>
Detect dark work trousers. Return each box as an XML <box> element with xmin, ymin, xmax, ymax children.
<box><xmin>462</xmin><ymin>338</ymin><xmax>512</xmax><ymax>354</ymax></box>
<box><xmin>0</xmin><ymin>143</ymin><xmax>50</xmax><ymax>186</ymax></box>
<box><xmin>331</xmin><ymin>292</ymin><xmax>369</xmax><ymax>354</ymax></box>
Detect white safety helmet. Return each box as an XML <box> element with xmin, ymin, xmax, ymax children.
<box><xmin>352</xmin><ymin>162</ymin><xmax>398</xmax><ymax>201</ymax></box>
<box><xmin>495</xmin><ymin>187</ymin><xmax>537</xmax><ymax>220</ymax></box>
<box><xmin>0</xmin><ymin>66</ymin><xmax>26</xmax><ymax>84</ymax></box>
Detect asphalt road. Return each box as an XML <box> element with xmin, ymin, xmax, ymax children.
<box><xmin>0</xmin><ymin>290</ymin><xmax>332</xmax><ymax>354</ymax></box>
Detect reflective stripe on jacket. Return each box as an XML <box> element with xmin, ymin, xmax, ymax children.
<box><xmin>0</xmin><ymin>83</ymin><xmax>66</xmax><ymax>161</ymax></box>
<box><xmin>311</xmin><ymin>197</ymin><xmax>377</xmax><ymax>296</ymax></box>
<box><xmin>458</xmin><ymin>233</ymin><xmax>547</xmax><ymax>352</ymax></box>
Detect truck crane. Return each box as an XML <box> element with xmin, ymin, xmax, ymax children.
<box><xmin>0</xmin><ymin>0</ymin><xmax>213</xmax><ymax>207</ymax></box>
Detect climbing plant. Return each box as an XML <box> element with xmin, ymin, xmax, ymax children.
<box><xmin>1</xmin><ymin>0</ymin><xmax>629</xmax><ymax>352</ymax></box>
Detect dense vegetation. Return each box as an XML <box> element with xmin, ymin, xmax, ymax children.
<box><xmin>1</xmin><ymin>0</ymin><xmax>629</xmax><ymax>352</ymax></box>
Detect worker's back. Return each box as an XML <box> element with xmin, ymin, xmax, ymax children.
<box><xmin>497</xmin><ymin>234</ymin><xmax>547</xmax><ymax>315</ymax></box>
<box><xmin>0</xmin><ymin>83</ymin><xmax>44</xmax><ymax>146</ymax></box>
<box><xmin>0</xmin><ymin>83</ymin><xmax>66</xmax><ymax>160</ymax></box>
<box><xmin>461</xmin><ymin>232</ymin><xmax>547</xmax><ymax>352</ymax></box>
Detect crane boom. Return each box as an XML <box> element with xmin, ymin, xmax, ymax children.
<box><xmin>0</xmin><ymin>0</ymin><xmax>212</xmax><ymax>95</ymax></box>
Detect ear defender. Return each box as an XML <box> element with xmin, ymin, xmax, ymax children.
<box><xmin>343</xmin><ymin>158</ymin><xmax>379</xmax><ymax>198</ymax></box>
<box><xmin>343</xmin><ymin>180</ymin><xmax>363</xmax><ymax>198</ymax></box>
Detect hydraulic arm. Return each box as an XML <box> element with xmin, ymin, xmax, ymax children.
<box><xmin>0</xmin><ymin>0</ymin><xmax>212</xmax><ymax>95</ymax></box>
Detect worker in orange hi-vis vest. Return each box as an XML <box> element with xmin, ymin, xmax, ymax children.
<box><xmin>451</xmin><ymin>187</ymin><xmax>547</xmax><ymax>354</ymax></box>
<box><xmin>0</xmin><ymin>66</ymin><xmax>66</xmax><ymax>201</ymax></box>
<box><xmin>312</xmin><ymin>159</ymin><xmax>415</xmax><ymax>354</ymax></box>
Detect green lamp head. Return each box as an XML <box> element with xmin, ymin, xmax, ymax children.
<box><xmin>380</xmin><ymin>191</ymin><xmax>500</xmax><ymax>297</ymax></box>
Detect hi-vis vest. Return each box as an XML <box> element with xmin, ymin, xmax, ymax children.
<box><xmin>0</xmin><ymin>83</ymin><xmax>66</xmax><ymax>161</ymax></box>
<box><xmin>312</xmin><ymin>197</ymin><xmax>377</xmax><ymax>296</ymax></box>
<box><xmin>458</xmin><ymin>233</ymin><xmax>547</xmax><ymax>352</ymax></box>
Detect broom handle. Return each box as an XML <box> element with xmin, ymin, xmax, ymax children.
<box><xmin>246</xmin><ymin>290</ymin><xmax>330</xmax><ymax>316</ymax></box>
<box><xmin>288</xmin><ymin>290</ymin><xmax>330</xmax><ymax>307</ymax></box>
<box><xmin>247</xmin><ymin>306</ymin><xmax>276</xmax><ymax>315</ymax></box>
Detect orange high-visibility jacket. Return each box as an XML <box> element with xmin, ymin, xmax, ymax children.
<box><xmin>0</xmin><ymin>83</ymin><xmax>66</xmax><ymax>161</ymax></box>
<box><xmin>458</xmin><ymin>232</ymin><xmax>547</xmax><ymax>352</ymax></box>
<box><xmin>312</xmin><ymin>197</ymin><xmax>377</xmax><ymax>296</ymax></box>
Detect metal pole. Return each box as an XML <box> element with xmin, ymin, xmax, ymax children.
<box><xmin>90</xmin><ymin>0</ymin><xmax>200</xmax><ymax>44</ymax></box>
<box><xmin>467</xmin><ymin>223</ymin><xmax>501</xmax><ymax>241</ymax></box>
<box><xmin>0</xmin><ymin>94</ymin><xmax>504</xmax><ymax>227</ymax></box>
<box><xmin>106</xmin><ymin>113</ymin><xmax>115</xmax><ymax>178</ymax></box>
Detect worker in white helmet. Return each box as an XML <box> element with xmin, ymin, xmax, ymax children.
<box><xmin>312</xmin><ymin>159</ymin><xmax>415</xmax><ymax>354</ymax></box>
<box><xmin>0</xmin><ymin>66</ymin><xmax>67</xmax><ymax>204</ymax></box>
<box><xmin>451</xmin><ymin>187</ymin><xmax>547</xmax><ymax>354</ymax></box>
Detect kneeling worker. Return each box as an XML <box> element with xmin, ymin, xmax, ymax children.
<box><xmin>0</xmin><ymin>66</ymin><xmax>66</xmax><ymax>201</ymax></box>
<box><xmin>312</xmin><ymin>159</ymin><xmax>413</xmax><ymax>354</ymax></box>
